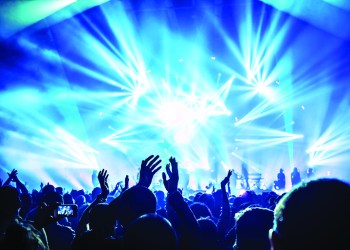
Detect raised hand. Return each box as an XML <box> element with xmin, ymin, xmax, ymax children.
<box><xmin>98</xmin><ymin>169</ymin><xmax>109</xmax><ymax>199</ymax></box>
<box><xmin>221</xmin><ymin>169</ymin><xmax>232</xmax><ymax>189</ymax></box>
<box><xmin>162</xmin><ymin>156</ymin><xmax>179</xmax><ymax>194</ymax></box>
<box><xmin>138</xmin><ymin>155</ymin><xmax>162</xmax><ymax>188</ymax></box>
<box><xmin>8</xmin><ymin>169</ymin><xmax>18</xmax><ymax>181</ymax></box>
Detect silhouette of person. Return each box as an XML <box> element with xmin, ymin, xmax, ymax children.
<box><xmin>241</xmin><ymin>163</ymin><xmax>250</xmax><ymax>190</ymax></box>
<box><xmin>270</xmin><ymin>178</ymin><xmax>350</xmax><ymax>250</ymax></box>
<box><xmin>291</xmin><ymin>167</ymin><xmax>301</xmax><ymax>186</ymax></box>
<box><xmin>274</xmin><ymin>168</ymin><xmax>286</xmax><ymax>190</ymax></box>
<box><xmin>235</xmin><ymin>207</ymin><xmax>274</xmax><ymax>250</ymax></box>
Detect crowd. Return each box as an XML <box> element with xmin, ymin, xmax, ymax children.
<box><xmin>0</xmin><ymin>154</ymin><xmax>349</xmax><ymax>250</ymax></box>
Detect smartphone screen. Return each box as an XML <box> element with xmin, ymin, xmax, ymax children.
<box><xmin>55</xmin><ymin>204</ymin><xmax>78</xmax><ymax>217</ymax></box>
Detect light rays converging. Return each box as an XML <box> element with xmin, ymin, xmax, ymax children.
<box><xmin>234</xmin><ymin>125</ymin><xmax>303</xmax><ymax>151</ymax></box>
<box><xmin>307</xmin><ymin>98</ymin><xmax>350</xmax><ymax>167</ymax></box>
<box><xmin>1</xmin><ymin>1</ymin><xmax>350</xmax><ymax>190</ymax></box>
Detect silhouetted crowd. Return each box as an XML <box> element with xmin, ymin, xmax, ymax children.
<box><xmin>0</xmin><ymin>155</ymin><xmax>349</xmax><ymax>250</ymax></box>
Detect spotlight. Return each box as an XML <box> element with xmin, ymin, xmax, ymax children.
<box><xmin>255</xmin><ymin>82</ymin><xmax>275</xmax><ymax>99</ymax></box>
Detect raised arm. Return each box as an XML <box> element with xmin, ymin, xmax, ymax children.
<box><xmin>12</xmin><ymin>170</ymin><xmax>29</xmax><ymax>194</ymax></box>
<box><xmin>76</xmin><ymin>169</ymin><xmax>109</xmax><ymax>237</ymax></box>
<box><xmin>163</xmin><ymin>157</ymin><xmax>201</xmax><ymax>249</ymax></box>
<box><xmin>137</xmin><ymin>155</ymin><xmax>162</xmax><ymax>188</ymax></box>
<box><xmin>217</xmin><ymin>170</ymin><xmax>232</xmax><ymax>243</ymax></box>
<box><xmin>3</xmin><ymin>169</ymin><xmax>17</xmax><ymax>186</ymax></box>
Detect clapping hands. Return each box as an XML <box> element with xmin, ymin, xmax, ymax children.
<box><xmin>8</xmin><ymin>169</ymin><xmax>18</xmax><ymax>182</ymax></box>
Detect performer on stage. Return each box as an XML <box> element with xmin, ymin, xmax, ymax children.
<box><xmin>291</xmin><ymin>167</ymin><xmax>301</xmax><ymax>186</ymax></box>
<box><xmin>274</xmin><ymin>168</ymin><xmax>286</xmax><ymax>190</ymax></box>
<box><xmin>241</xmin><ymin>162</ymin><xmax>250</xmax><ymax>190</ymax></box>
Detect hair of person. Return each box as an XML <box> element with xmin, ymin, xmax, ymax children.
<box><xmin>123</xmin><ymin>213</ymin><xmax>178</xmax><ymax>250</ymax></box>
<box><xmin>113</xmin><ymin>185</ymin><xmax>157</xmax><ymax>227</ymax></box>
<box><xmin>234</xmin><ymin>207</ymin><xmax>274</xmax><ymax>250</ymax></box>
<box><xmin>272</xmin><ymin>178</ymin><xmax>350</xmax><ymax>250</ymax></box>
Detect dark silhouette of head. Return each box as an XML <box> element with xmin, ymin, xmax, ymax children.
<box><xmin>114</xmin><ymin>185</ymin><xmax>156</xmax><ymax>228</ymax></box>
<box><xmin>190</xmin><ymin>202</ymin><xmax>213</xmax><ymax>219</ymax></box>
<box><xmin>75</xmin><ymin>195</ymin><xmax>86</xmax><ymax>207</ymax></box>
<box><xmin>41</xmin><ymin>191</ymin><xmax>63</xmax><ymax>206</ymax></box>
<box><xmin>91</xmin><ymin>187</ymin><xmax>101</xmax><ymax>201</ymax></box>
<box><xmin>63</xmin><ymin>193</ymin><xmax>74</xmax><ymax>204</ymax></box>
<box><xmin>124</xmin><ymin>213</ymin><xmax>177</xmax><ymax>250</ymax></box>
<box><xmin>89</xmin><ymin>203</ymin><xmax>114</xmax><ymax>237</ymax></box>
<box><xmin>41</xmin><ymin>184</ymin><xmax>55</xmax><ymax>196</ymax></box>
<box><xmin>197</xmin><ymin>193</ymin><xmax>215</xmax><ymax>215</ymax></box>
<box><xmin>270</xmin><ymin>178</ymin><xmax>350</xmax><ymax>250</ymax></box>
<box><xmin>197</xmin><ymin>218</ymin><xmax>219</xmax><ymax>250</ymax></box>
<box><xmin>0</xmin><ymin>186</ymin><xmax>21</xmax><ymax>222</ymax></box>
<box><xmin>55</xmin><ymin>187</ymin><xmax>63</xmax><ymax>195</ymax></box>
<box><xmin>235</xmin><ymin>207</ymin><xmax>273</xmax><ymax>250</ymax></box>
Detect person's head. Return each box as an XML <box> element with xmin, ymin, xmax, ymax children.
<box><xmin>55</xmin><ymin>187</ymin><xmax>63</xmax><ymax>195</ymax></box>
<box><xmin>91</xmin><ymin>187</ymin><xmax>101</xmax><ymax>201</ymax></box>
<box><xmin>124</xmin><ymin>213</ymin><xmax>177</xmax><ymax>250</ymax></box>
<box><xmin>270</xmin><ymin>178</ymin><xmax>350</xmax><ymax>250</ymax></box>
<box><xmin>63</xmin><ymin>193</ymin><xmax>74</xmax><ymax>204</ymax></box>
<box><xmin>197</xmin><ymin>218</ymin><xmax>219</xmax><ymax>250</ymax></box>
<box><xmin>75</xmin><ymin>195</ymin><xmax>86</xmax><ymax>207</ymax></box>
<box><xmin>197</xmin><ymin>194</ymin><xmax>215</xmax><ymax>214</ymax></box>
<box><xmin>234</xmin><ymin>207</ymin><xmax>273</xmax><ymax>250</ymax></box>
<box><xmin>190</xmin><ymin>202</ymin><xmax>213</xmax><ymax>219</ymax></box>
<box><xmin>89</xmin><ymin>203</ymin><xmax>115</xmax><ymax>236</ymax></box>
<box><xmin>41</xmin><ymin>191</ymin><xmax>63</xmax><ymax>206</ymax></box>
<box><xmin>0</xmin><ymin>186</ymin><xmax>21</xmax><ymax>219</ymax></box>
<box><xmin>41</xmin><ymin>184</ymin><xmax>55</xmax><ymax>196</ymax></box>
<box><xmin>279</xmin><ymin>169</ymin><xmax>284</xmax><ymax>173</ymax></box>
<box><xmin>112</xmin><ymin>185</ymin><xmax>156</xmax><ymax>228</ymax></box>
